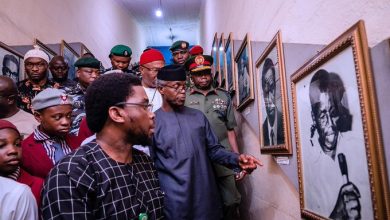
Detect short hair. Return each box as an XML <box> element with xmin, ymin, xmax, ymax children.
<box><xmin>309</xmin><ymin>69</ymin><xmax>352</xmax><ymax>132</ymax></box>
<box><xmin>261</xmin><ymin>58</ymin><xmax>275</xmax><ymax>92</ymax></box>
<box><xmin>85</xmin><ymin>73</ymin><xmax>141</xmax><ymax>133</ymax></box>
<box><xmin>3</xmin><ymin>54</ymin><xmax>19</xmax><ymax>67</ymax></box>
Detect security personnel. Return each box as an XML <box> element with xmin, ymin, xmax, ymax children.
<box><xmin>104</xmin><ymin>44</ymin><xmax>135</xmax><ymax>74</ymax></box>
<box><xmin>184</xmin><ymin>55</ymin><xmax>242</xmax><ymax>220</ymax></box>
<box><xmin>169</xmin><ymin>40</ymin><xmax>190</xmax><ymax>65</ymax></box>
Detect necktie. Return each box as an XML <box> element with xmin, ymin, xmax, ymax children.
<box><xmin>270</xmin><ymin>129</ymin><xmax>275</xmax><ymax>145</ymax></box>
<box><xmin>53</xmin><ymin>142</ymin><xmax>65</xmax><ymax>163</ymax></box>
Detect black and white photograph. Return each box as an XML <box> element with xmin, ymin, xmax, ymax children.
<box><xmin>224</xmin><ymin>33</ymin><xmax>235</xmax><ymax>92</ymax></box>
<box><xmin>292</xmin><ymin>21</ymin><xmax>388</xmax><ymax>220</ymax></box>
<box><xmin>0</xmin><ymin>41</ymin><xmax>24</xmax><ymax>82</ymax></box>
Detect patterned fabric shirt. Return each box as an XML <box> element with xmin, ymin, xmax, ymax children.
<box><xmin>17</xmin><ymin>79</ymin><xmax>58</xmax><ymax>114</ymax></box>
<box><xmin>41</xmin><ymin>141</ymin><xmax>165</xmax><ymax>220</ymax></box>
<box><xmin>66</xmin><ymin>83</ymin><xmax>86</xmax><ymax>135</ymax></box>
<box><xmin>34</xmin><ymin>128</ymin><xmax>72</xmax><ymax>164</ymax></box>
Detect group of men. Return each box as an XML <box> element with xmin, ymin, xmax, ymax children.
<box><xmin>0</xmin><ymin>40</ymin><xmax>262</xmax><ymax>220</ymax></box>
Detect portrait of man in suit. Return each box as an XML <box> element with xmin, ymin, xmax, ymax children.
<box><xmin>261</xmin><ymin>58</ymin><xmax>284</xmax><ymax>146</ymax></box>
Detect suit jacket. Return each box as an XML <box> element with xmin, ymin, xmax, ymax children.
<box><xmin>18</xmin><ymin>168</ymin><xmax>44</xmax><ymax>206</ymax></box>
<box><xmin>21</xmin><ymin>134</ymin><xmax>81</xmax><ymax>179</ymax></box>
<box><xmin>262</xmin><ymin>110</ymin><xmax>285</xmax><ymax>146</ymax></box>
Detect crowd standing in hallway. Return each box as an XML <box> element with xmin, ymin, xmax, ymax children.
<box><xmin>0</xmin><ymin>41</ymin><xmax>262</xmax><ymax>220</ymax></box>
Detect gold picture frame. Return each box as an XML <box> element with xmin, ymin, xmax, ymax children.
<box><xmin>211</xmin><ymin>32</ymin><xmax>219</xmax><ymax>77</ymax></box>
<box><xmin>235</xmin><ymin>33</ymin><xmax>254</xmax><ymax>111</ymax></box>
<box><xmin>224</xmin><ymin>32</ymin><xmax>235</xmax><ymax>92</ymax></box>
<box><xmin>291</xmin><ymin>20</ymin><xmax>389</xmax><ymax>220</ymax></box>
<box><xmin>60</xmin><ymin>40</ymin><xmax>80</xmax><ymax>80</ymax></box>
<box><xmin>218</xmin><ymin>33</ymin><xmax>225</xmax><ymax>88</ymax></box>
<box><xmin>255</xmin><ymin>31</ymin><xmax>291</xmax><ymax>155</ymax></box>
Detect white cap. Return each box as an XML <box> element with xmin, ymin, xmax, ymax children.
<box><xmin>24</xmin><ymin>45</ymin><xmax>50</xmax><ymax>64</ymax></box>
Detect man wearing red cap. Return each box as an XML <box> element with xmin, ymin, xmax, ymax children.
<box><xmin>139</xmin><ymin>48</ymin><xmax>165</xmax><ymax>112</ymax></box>
<box><xmin>189</xmin><ymin>45</ymin><xmax>204</xmax><ymax>56</ymax></box>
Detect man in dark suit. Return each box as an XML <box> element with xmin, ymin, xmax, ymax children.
<box><xmin>261</xmin><ymin>58</ymin><xmax>284</xmax><ymax>146</ymax></box>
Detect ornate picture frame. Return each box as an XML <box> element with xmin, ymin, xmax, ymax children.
<box><xmin>255</xmin><ymin>31</ymin><xmax>291</xmax><ymax>155</ymax></box>
<box><xmin>291</xmin><ymin>20</ymin><xmax>389</xmax><ymax>220</ymax></box>
<box><xmin>0</xmin><ymin>41</ymin><xmax>24</xmax><ymax>82</ymax></box>
<box><xmin>218</xmin><ymin>33</ymin><xmax>225</xmax><ymax>88</ymax></box>
<box><xmin>235</xmin><ymin>33</ymin><xmax>254</xmax><ymax>111</ymax></box>
<box><xmin>224</xmin><ymin>32</ymin><xmax>235</xmax><ymax>92</ymax></box>
<box><xmin>60</xmin><ymin>40</ymin><xmax>80</xmax><ymax>80</ymax></box>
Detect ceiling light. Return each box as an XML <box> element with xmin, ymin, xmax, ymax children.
<box><xmin>155</xmin><ymin>9</ymin><xmax>162</xmax><ymax>17</ymax></box>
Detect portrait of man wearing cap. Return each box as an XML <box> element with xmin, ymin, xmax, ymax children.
<box><xmin>21</xmin><ymin>88</ymin><xmax>81</xmax><ymax>179</ymax></box>
<box><xmin>185</xmin><ymin>55</ymin><xmax>243</xmax><ymax>219</ymax></box>
<box><xmin>17</xmin><ymin>47</ymin><xmax>58</xmax><ymax>114</ymax></box>
<box><xmin>104</xmin><ymin>44</ymin><xmax>136</xmax><ymax>75</ymax></box>
<box><xmin>151</xmin><ymin>64</ymin><xmax>262</xmax><ymax>219</ymax></box>
<box><xmin>169</xmin><ymin>40</ymin><xmax>190</xmax><ymax>65</ymax></box>
<box><xmin>67</xmin><ymin>57</ymin><xmax>101</xmax><ymax>135</ymax></box>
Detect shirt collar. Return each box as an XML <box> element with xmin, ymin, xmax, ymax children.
<box><xmin>7</xmin><ymin>166</ymin><xmax>20</xmax><ymax>181</ymax></box>
<box><xmin>34</xmin><ymin>127</ymin><xmax>52</xmax><ymax>141</ymax></box>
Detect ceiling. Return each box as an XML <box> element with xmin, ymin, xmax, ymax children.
<box><xmin>116</xmin><ymin>0</ymin><xmax>202</xmax><ymax>47</ymax></box>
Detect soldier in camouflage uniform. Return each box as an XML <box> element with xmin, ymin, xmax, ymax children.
<box><xmin>184</xmin><ymin>55</ymin><xmax>242</xmax><ymax>220</ymax></box>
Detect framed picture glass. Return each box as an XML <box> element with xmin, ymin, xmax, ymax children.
<box><xmin>61</xmin><ymin>40</ymin><xmax>80</xmax><ymax>80</ymax></box>
<box><xmin>224</xmin><ymin>33</ymin><xmax>235</xmax><ymax>92</ymax></box>
<box><xmin>81</xmin><ymin>43</ymin><xmax>91</xmax><ymax>56</ymax></box>
<box><xmin>211</xmin><ymin>33</ymin><xmax>219</xmax><ymax>77</ymax></box>
<box><xmin>255</xmin><ymin>31</ymin><xmax>291</xmax><ymax>154</ymax></box>
<box><xmin>218</xmin><ymin>33</ymin><xmax>225</xmax><ymax>88</ymax></box>
<box><xmin>291</xmin><ymin>20</ymin><xmax>389</xmax><ymax>220</ymax></box>
<box><xmin>0</xmin><ymin>41</ymin><xmax>24</xmax><ymax>82</ymax></box>
<box><xmin>235</xmin><ymin>33</ymin><xmax>254</xmax><ymax>111</ymax></box>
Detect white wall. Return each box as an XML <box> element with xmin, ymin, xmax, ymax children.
<box><xmin>200</xmin><ymin>0</ymin><xmax>390</xmax><ymax>52</ymax></box>
<box><xmin>0</xmin><ymin>0</ymin><xmax>146</xmax><ymax>66</ymax></box>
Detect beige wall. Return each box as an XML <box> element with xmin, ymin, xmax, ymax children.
<box><xmin>199</xmin><ymin>0</ymin><xmax>390</xmax><ymax>219</ymax></box>
<box><xmin>0</xmin><ymin>0</ymin><xmax>146</xmax><ymax>66</ymax></box>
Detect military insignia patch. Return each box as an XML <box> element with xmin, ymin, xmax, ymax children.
<box><xmin>195</xmin><ymin>55</ymin><xmax>205</xmax><ymax>66</ymax></box>
<box><xmin>124</xmin><ymin>50</ymin><xmax>129</xmax><ymax>56</ymax></box>
<box><xmin>181</xmin><ymin>42</ymin><xmax>187</xmax><ymax>49</ymax></box>
<box><xmin>60</xmin><ymin>94</ymin><xmax>69</xmax><ymax>104</ymax></box>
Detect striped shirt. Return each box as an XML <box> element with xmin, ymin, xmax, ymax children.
<box><xmin>33</xmin><ymin>129</ymin><xmax>72</xmax><ymax>164</ymax></box>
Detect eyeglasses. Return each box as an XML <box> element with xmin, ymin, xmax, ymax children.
<box><xmin>172</xmin><ymin>50</ymin><xmax>188</xmax><ymax>57</ymax></box>
<box><xmin>114</xmin><ymin>102</ymin><xmax>153</xmax><ymax>111</ymax></box>
<box><xmin>25</xmin><ymin>62</ymin><xmax>47</xmax><ymax>69</ymax></box>
<box><xmin>164</xmin><ymin>84</ymin><xmax>186</xmax><ymax>92</ymax></box>
<box><xmin>141</xmin><ymin>65</ymin><xmax>161</xmax><ymax>73</ymax></box>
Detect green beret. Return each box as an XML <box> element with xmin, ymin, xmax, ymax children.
<box><xmin>110</xmin><ymin>44</ymin><xmax>132</xmax><ymax>57</ymax></box>
<box><xmin>74</xmin><ymin>57</ymin><xmax>101</xmax><ymax>69</ymax></box>
<box><xmin>184</xmin><ymin>55</ymin><xmax>213</xmax><ymax>73</ymax></box>
<box><xmin>169</xmin><ymin>40</ymin><xmax>189</xmax><ymax>52</ymax></box>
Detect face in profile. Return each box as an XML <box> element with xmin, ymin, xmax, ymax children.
<box><xmin>312</xmin><ymin>92</ymin><xmax>340</xmax><ymax>153</ymax></box>
<box><xmin>263</xmin><ymin>67</ymin><xmax>276</xmax><ymax>119</ymax></box>
<box><xmin>159</xmin><ymin>81</ymin><xmax>187</xmax><ymax>108</ymax></box>
<box><xmin>140</xmin><ymin>60</ymin><xmax>165</xmax><ymax>88</ymax></box>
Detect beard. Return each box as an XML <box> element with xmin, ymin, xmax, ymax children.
<box><xmin>126</xmin><ymin>128</ymin><xmax>152</xmax><ymax>146</ymax></box>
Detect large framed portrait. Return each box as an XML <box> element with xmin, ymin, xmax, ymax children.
<box><xmin>0</xmin><ymin>41</ymin><xmax>24</xmax><ymax>82</ymax></box>
<box><xmin>255</xmin><ymin>31</ymin><xmax>291</xmax><ymax>155</ymax></box>
<box><xmin>224</xmin><ymin>32</ymin><xmax>235</xmax><ymax>92</ymax></box>
<box><xmin>291</xmin><ymin>20</ymin><xmax>389</xmax><ymax>220</ymax></box>
<box><xmin>81</xmin><ymin>43</ymin><xmax>91</xmax><ymax>56</ymax></box>
<box><xmin>211</xmin><ymin>33</ymin><xmax>219</xmax><ymax>77</ymax></box>
<box><xmin>218</xmin><ymin>33</ymin><xmax>225</xmax><ymax>88</ymax></box>
<box><xmin>61</xmin><ymin>40</ymin><xmax>80</xmax><ymax>80</ymax></box>
<box><xmin>34</xmin><ymin>38</ymin><xmax>58</xmax><ymax>78</ymax></box>
<box><xmin>235</xmin><ymin>33</ymin><xmax>254</xmax><ymax>111</ymax></box>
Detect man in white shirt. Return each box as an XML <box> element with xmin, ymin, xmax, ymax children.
<box><xmin>0</xmin><ymin>76</ymin><xmax>39</xmax><ymax>139</ymax></box>
<box><xmin>0</xmin><ymin>176</ymin><xmax>38</xmax><ymax>220</ymax></box>
<box><xmin>139</xmin><ymin>49</ymin><xmax>165</xmax><ymax>112</ymax></box>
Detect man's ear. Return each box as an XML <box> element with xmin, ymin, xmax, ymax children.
<box><xmin>157</xmin><ymin>86</ymin><xmax>164</xmax><ymax>95</ymax></box>
<box><xmin>33</xmin><ymin>111</ymin><xmax>42</xmax><ymax>123</ymax></box>
<box><xmin>76</xmin><ymin>69</ymin><xmax>81</xmax><ymax>78</ymax></box>
<box><xmin>108</xmin><ymin>106</ymin><xmax>126</xmax><ymax>123</ymax></box>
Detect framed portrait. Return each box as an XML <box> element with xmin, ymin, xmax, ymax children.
<box><xmin>34</xmin><ymin>38</ymin><xmax>57</xmax><ymax>78</ymax></box>
<box><xmin>0</xmin><ymin>41</ymin><xmax>24</xmax><ymax>82</ymax></box>
<box><xmin>211</xmin><ymin>33</ymin><xmax>219</xmax><ymax>77</ymax></box>
<box><xmin>218</xmin><ymin>33</ymin><xmax>225</xmax><ymax>88</ymax></box>
<box><xmin>224</xmin><ymin>32</ymin><xmax>235</xmax><ymax>92</ymax></box>
<box><xmin>255</xmin><ymin>31</ymin><xmax>291</xmax><ymax>155</ymax></box>
<box><xmin>60</xmin><ymin>40</ymin><xmax>80</xmax><ymax>80</ymax></box>
<box><xmin>234</xmin><ymin>33</ymin><xmax>254</xmax><ymax>111</ymax></box>
<box><xmin>291</xmin><ymin>20</ymin><xmax>389</xmax><ymax>220</ymax></box>
<box><xmin>81</xmin><ymin>43</ymin><xmax>91</xmax><ymax>56</ymax></box>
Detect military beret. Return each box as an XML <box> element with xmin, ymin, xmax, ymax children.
<box><xmin>169</xmin><ymin>40</ymin><xmax>189</xmax><ymax>52</ymax></box>
<box><xmin>184</xmin><ymin>55</ymin><xmax>213</xmax><ymax>73</ymax></box>
<box><xmin>74</xmin><ymin>57</ymin><xmax>101</xmax><ymax>69</ymax></box>
<box><xmin>110</xmin><ymin>44</ymin><xmax>132</xmax><ymax>57</ymax></box>
<box><xmin>157</xmin><ymin>64</ymin><xmax>186</xmax><ymax>81</ymax></box>
<box><xmin>32</xmin><ymin>88</ymin><xmax>73</xmax><ymax>111</ymax></box>
<box><xmin>189</xmin><ymin>45</ymin><xmax>204</xmax><ymax>56</ymax></box>
<box><xmin>140</xmin><ymin>49</ymin><xmax>165</xmax><ymax>65</ymax></box>
<box><xmin>24</xmin><ymin>46</ymin><xmax>50</xmax><ymax>64</ymax></box>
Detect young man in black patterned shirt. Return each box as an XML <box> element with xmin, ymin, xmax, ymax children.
<box><xmin>41</xmin><ymin>73</ymin><xmax>164</xmax><ymax>219</ymax></box>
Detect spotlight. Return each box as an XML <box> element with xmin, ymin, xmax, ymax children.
<box><xmin>155</xmin><ymin>9</ymin><xmax>162</xmax><ymax>17</ymax></box>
